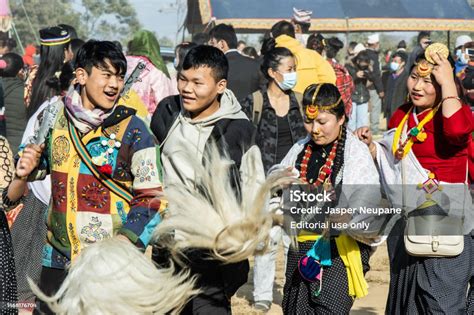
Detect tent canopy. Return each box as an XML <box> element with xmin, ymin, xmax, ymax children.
<box><xmin>186</xmin><ymin>0</ymin><xmax>474</xmax><ymax>33</ymax></box>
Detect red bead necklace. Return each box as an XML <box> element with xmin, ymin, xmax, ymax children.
<box><xmin>299</xmin><ymin>141</ymin><xmax>338</xmax><ymax>187</ymax></box>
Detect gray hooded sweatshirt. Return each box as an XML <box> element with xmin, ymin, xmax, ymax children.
<box><xmin>161</xmin><ymin>89</ymin><xmax>251</xmax><ymax>187</ymax></box>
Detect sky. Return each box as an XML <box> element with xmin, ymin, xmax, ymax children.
<box><xmin>130</xmin><ymin>0</ymin><xmax>187</xmax><ymax>45</ymax></box>
<box><xmin>129</xmin><ymin>0</ymin><xmax>420</xmax><ymax>48</ymax></box>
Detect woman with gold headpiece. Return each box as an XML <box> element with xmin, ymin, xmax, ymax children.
<box><xmin>273</xmin><ymin>83</ymin><xmax>382</xmax><ymax>313</ymax></box>
<box><xmin>356</xmin><ymin>46</ymin><xmax>474</xmax><ymax>313</ymax></box>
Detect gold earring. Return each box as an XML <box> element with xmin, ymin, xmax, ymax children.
<box><xmin>338</xmin><ymin>126</ymin><xmax>343</xmax><ymax>140</ymax></box>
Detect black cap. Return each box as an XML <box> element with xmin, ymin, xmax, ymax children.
<box><xmin>39</xmin><ymin>26</ymin><xmax>70</xmax><ymax>46</ymax></box>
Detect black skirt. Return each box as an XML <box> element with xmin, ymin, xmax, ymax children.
<box><xmin>0</xmin><ymin>210</ymin><xmax>18</xmax><ymax>314</ymax></box>
<box><xmin>386</xmin><ymin>219</ymin><xmax>473</xmax><ymax>314</ymax></box>
<box><xmin>10</xmin><ymin>193</ymin><xmax>48</xmax><ymax>303</ymax></box>
<box><xmin>282</xmin><ymin>238</ymin><xmax>370</xmax><ymax>315</ymax></box>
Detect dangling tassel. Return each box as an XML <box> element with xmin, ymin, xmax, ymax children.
<box><xmin>297</xmin><ymin>236</ymin><xmax>332</xmax><ymax>284</ymax></box>
<box><xmin>298</xmin><ymin>220</ymin><xmax>332</xmax><ymax>298</ymax></box>
<box><xmin>307</xmin><ymin>236</ymin><xmax>332</xmax><ymax>267</ymax></box>
<box><xmin>313</xmin><ymin>268</ymin><xmax>323</xmax><ymax>297</ymax></box>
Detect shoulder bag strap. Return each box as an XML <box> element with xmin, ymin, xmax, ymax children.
<box><xmin>67</xmin><ymin>119</ymin><xmax>133</xmax><ymax>203</ymax></box>
<box><xmin>252</xmin><ymin>90</ymin><xmax>263</xmax><ymax>125</ymax></box>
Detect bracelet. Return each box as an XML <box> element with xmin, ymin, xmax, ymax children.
<box><xmin>441</xmin><ymin>96</ymin><xmax>461</xmax><ymax>105</ymax></box>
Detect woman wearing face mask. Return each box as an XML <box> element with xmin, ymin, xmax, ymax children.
<box><xmin>356</xmin><ymin>48</ymin><xmax>473</xmax><ymax>314</ymax></box>
<box><xmin>241</xmin><ymin>47</ymin><xmax>306</xmax><ymax>173</ymax></box>
<box><xmin>455</xmin><ymin>41</ymin><xmax>474</xmax><ymax>77</ymax></box>
<box><xmin>240</xmin><ymin>47</ymin><xmax>307</xmax><ymax>312</ymax></box>
<box><xmin>273</xmin><ymin>83</ymin><xmax>381</xmax><ymax>314</ymax></box>
<box><xmin>346</xmin><ymin>50</ymin><xmax>377</xmax><ymax>131</ymax></box>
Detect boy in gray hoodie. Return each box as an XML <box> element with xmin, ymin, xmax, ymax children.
<box><xmin>151</xmin><ymin>45</ymin><xmax>261</xmax><ymax>314</ymax></box>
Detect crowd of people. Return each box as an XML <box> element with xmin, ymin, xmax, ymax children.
<box><xmin>0</xmin><ymin>6</ymin><xmax>472</xmax><ymax>315</ymax></box>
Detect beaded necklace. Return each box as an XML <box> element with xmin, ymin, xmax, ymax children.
<box><xmin>299</xmin><ymin>141</ymin><xmax>338</xmax><ymax>187</ymax></box>
<box><xmin>392</xmin><ymin>103</ymin><xmax>445</xmax><ymax>199</ymax></box>
<box><xmin>392</xmin><ymin>103</ymin><xmax>441</xmax><ymax>160</ymax></box>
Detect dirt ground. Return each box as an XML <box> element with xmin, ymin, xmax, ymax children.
<box><xmin>231</xmin><ymin>243</ymin><xmax>390</xmax><ymax>315</ymax></box>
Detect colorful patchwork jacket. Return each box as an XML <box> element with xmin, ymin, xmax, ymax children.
<box><xmin>21</xmin><ymin>102</ymin><xmax>165</xmax><ymax>269</ymax></box>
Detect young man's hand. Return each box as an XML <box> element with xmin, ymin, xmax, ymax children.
<box><xmin>15</xmin><ymin>144</ymin><xmax>44</xmax><ymax>179</ymax></box>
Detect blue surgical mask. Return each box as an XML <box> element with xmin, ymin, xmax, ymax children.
<box><xmin>456</xmin><ymin>49</ymin><xmax>469</xmax><ymax>65</ymax></box>
<box><xmin>276</xmin><ymin>71</ymin><xmax>297</xmax><ymax>90</ymax></box>
<box><xmin>390</xmin><ymin>62</ymin><xmax>400</xmax><ymax>72</ymax></box>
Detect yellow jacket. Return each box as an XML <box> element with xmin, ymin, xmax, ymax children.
<box><xmin>275</xmin><ymin>35</ymin><xmax>336</xmax><ymax>93</ymax></box>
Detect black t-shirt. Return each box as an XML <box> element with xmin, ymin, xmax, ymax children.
<box><xmin>276</xmin><ymin>115</ymin><xmax>293</xmax><ymax>163</ymax></box>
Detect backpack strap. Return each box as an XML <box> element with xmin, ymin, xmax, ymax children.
<box><xmin>251</xmin><ymin>90</ymin><xmax>264</xmax><ymax>125</ymax></box>
<box><xmin>252</xmin><ymin>90</ymin><xmax>304</xmax><ymax>124</ymax></box>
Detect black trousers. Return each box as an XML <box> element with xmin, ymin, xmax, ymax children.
<box><xmin>152</xmin><ymin>247</ymin><xmax>248</xmax><ymax>315</ymax></box>
<box><xmin>32</xmin><ymin>267</ymin><xmax>67</xmax><ymax>315</ymax></box>
<box><xmin>181</xmin><ymin>284</ymin><xmax>231</xmax><ymax>315</ymax></box>
<box><xmin>180</xmin><ymin>255</ymin><xmax>249</xmax><ymax>315</ymax></box>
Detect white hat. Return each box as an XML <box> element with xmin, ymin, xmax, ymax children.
<box><xmin>292</xmin><ymin>7</ymin><xmax>312</xmax><ymax>24</ymax></box>
<box><xmin>455</xmin><ymin>35</ymin><xmax>472</xmax><ymax>48</ymax></box>
<box><xmin>367</xmin><ymin>34</ymin><xmax>379</xmax><ymax>44</ymax></box>
<box><xmin>353</xmin><ymin>43</ymin><xmax>366</xmax><ymax>55</ymax></box>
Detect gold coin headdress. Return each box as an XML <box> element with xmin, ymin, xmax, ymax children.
<box><xmin>305</xmin><ymin>84</ymin><xmax>342</xmax><ymax>120</ymax></box>
<box><xmin>415</xmin><ymin>43</ymin><xmax>449</xmax><ymax>77</ymax></box>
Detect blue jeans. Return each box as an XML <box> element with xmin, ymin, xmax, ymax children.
<box><xmin>369</xmin><ymin>89</ymin><xmax>382</xmax><ymax>134</ymax></box>
<box><xmin>347</xmin><ymin>102</ymin><xmax>369</xmax><ymax>132</ymax></box>
<box><xmin>253</xmin><ymin>226</ymin><xmax>290</xmax><ymax>302</ymax></box>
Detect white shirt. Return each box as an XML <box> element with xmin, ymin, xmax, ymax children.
<box><xmin>21</xmin><ymin>97</ymin><xmax>56</xmax><ymax>205</ymax></box>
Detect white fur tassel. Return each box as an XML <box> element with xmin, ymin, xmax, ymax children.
<box><xmin>154</xmin><ymin>144</ymin><xmax>295</xmax><ymax>264</ymax></box>
<box><xmin>29</xmin><ymin>238</ymin><xmax>199</xmax><ymax>314</ymax></box>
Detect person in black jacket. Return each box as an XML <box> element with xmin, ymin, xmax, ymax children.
<box><xmin>150</xmin><ymin>45</ymin><xmax>262</xmax><ymax>315</ymax></box>
<box><xmin>407</xmin><ymin>31</ymin><xmax>431</xmax><ymax>70</ymax></box>
<box><xmin>366</xmin><ymin>34</ymin><xmax>384</xmax><ymax>134</ymax></box>
<box><xmin>346</xmin><ymin>50</ymin><xmax>377</xmax><ymax>131</ymax></box>
<box><xmin>0</xmin><ymin>53</ymin><xmax>27</xmax><ymax>155</ymax></box>
<box><xmin>208</xmin><ymin>24</ymin><xmax>261</xmax><ymax>102</ymax></box>
<box><xmin>384</xmin><ymin>51</ymin><xmax>409</xmax><ymax>122</ymax></box>
<box><xmin>241</xmin><ymin>47</ymin><xmax>306</xmax><ymax>311</ymax></box>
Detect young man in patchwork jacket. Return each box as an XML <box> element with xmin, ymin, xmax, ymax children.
<box><xmin>5</xmin><ymin>40</ymin><xmax>165</xmax><ymax>314</ymax></box>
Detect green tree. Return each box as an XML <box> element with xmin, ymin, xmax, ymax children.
<box><xmin>10</xmin><ymin>0</ymin><xmax>82</xmax><ymax>48</ymax></box>
<box><xmin>81</xmin><ymin>0</ymin><xmax>141</xmax><ymax>42</ymax></box>
<box><xmin>9</xmin><ymin>0</ymin><xmax>140</xmax><ymax>50</ymax></box>
<box><xmin>158</xmin><ymin>36</ymin><xmax>174</xmax><ymax>48</ymax></box>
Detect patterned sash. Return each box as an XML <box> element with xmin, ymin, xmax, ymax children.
<box><xmin>67</xmin><ymin>119</ymin><xmax>133</xmax><ymax>203</ymax></box>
